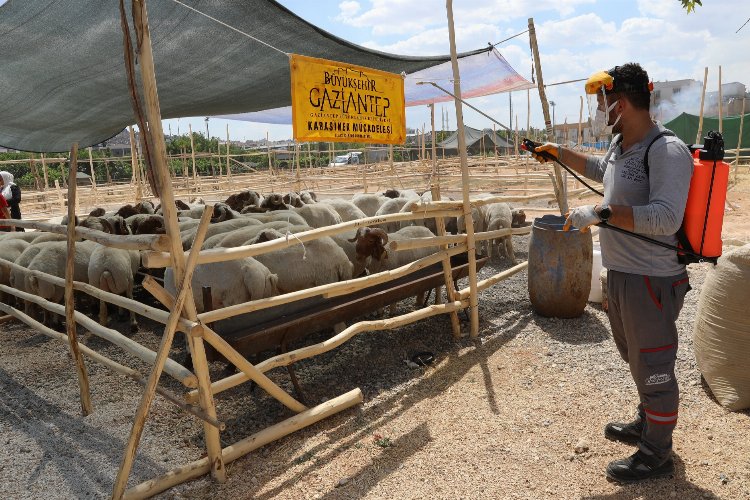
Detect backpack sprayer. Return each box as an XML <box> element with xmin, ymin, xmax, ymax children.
<box><xmin>520</xmin><ymin>133</ymin><xmax>729</xmax><ymax>265</ymax></box>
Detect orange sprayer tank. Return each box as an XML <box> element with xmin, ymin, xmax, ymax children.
<box><xmin>682</xmin><ymin>134</ymin><xmax>729</xmax><ymax>259</ymax></box>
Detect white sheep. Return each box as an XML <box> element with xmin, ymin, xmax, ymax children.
<box><xmin>374</xmin><ymin>197</ymin><xmax>409</xmax><ymax>233</ymax></box>
<box><xmin>0</xmin><ymin>238</ymin><xmax>30</xmax><ymax>302</ymax></box>
<box><xmin>251</xmin><ymin>233</ymin><xmax>353</xmax><ymax>294</ymax></box>
<box><xmin>181</xmin><ymin>217</ymin><xmax>264</xmax><ymax>250</ymax></box>
<box><xmin>87</xmin><ymin>246</ymin><xmax>141</xmax><ymax>332</ymax></box>
<box><xmin>319</xmin><ymin>198</ymin><xmax>368</xmax><ymax>222</ymax></box>
<box><xmin>483</xmin><ymin>202</ymin><xmax>516</xmax><ymax>263</ymax></box>
<box><xmin>351</xmin><ymin>193</ymin><xmax>386</xmax><ymax>217</ymax></box>
<box><xmin>164</xmin><ymin>257</ymin><xmax>279</xmax><ymax>314</ymax></box>
<box><xmin>26</xmin><ymin>240</ymin><xmax>98</xmax><ymax>328</ymax></box>
<box><xmin>205</xmin><ymin>221</ymin><xmax>298</xmax><ymax>249</ymax></box>
<box><xmin>294</xmin><ymin>203</ymin><xmax>342</xmax><ymax>228</ymax></box>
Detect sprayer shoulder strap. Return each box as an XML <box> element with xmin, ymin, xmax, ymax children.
<box><xmin>643</xmin><ymin>130</ymin><xmax>677</xmax><ymax>178</ymax></box>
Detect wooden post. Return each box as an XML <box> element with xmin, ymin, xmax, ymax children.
<box><xmin>29</xmin><ymin>153</ymin><xmax>41</xmax><ymax>191</ymax></box>
<box><xmin>526</xmin><ymin>89</ymin><xmax>530</xmax><ymax>193</ymax></box>
<box><xmin>41</xmin><ymin>153</ymin><xmax>49</xmax><ymax>191</ymax></box>
<box><xmin>266</xmin><ymin>132</ymin><xmax>273</xmax><ymax>175</ymax></box>
<box><xmin>696</xmin><ymin>67</ymin><xmax>708</xmax><ymax>143</ymax></box>
<box><xmin>128</xmin><ymin>126</ymin><xmax>143</xmax><ymax>201</ymax></box>
<box><xmin>226</xmin><ymin>124</ymin><xmax>231</xmax><ymax>181</ymax></box>
<box><xmin>447</xmin><ymin>0</ymin><xmax>478</xmax><ymax>338</ymax></box>
<box><xmin>112</xmin><ymin>2</ymin><xmax>225</xmax><ymax>497</ymax></box>
<box><xmin>295</xmin><ymin>141</ymin><xmax>302</xmax><ymax>193</ymax></box>
<box><xmin>189</xmin><ymin>123</ymin><xmax>197</xmax><ymax>182</ymax></box>
<box><xmin>528</xmin><ymin>17</ymin><xmax>567</xmax><ymax>214</ymax></box>
<box><xmin>734</xmin><ymin>97</ymin><xmax>745</xmax><ymax>183</ymax></box>
<box><xmin>54</xmin><ymin>179</ymin><xmax>65</xmax><ymax>213</ymax></box>
<box><xmin>105</xmin><ymin>158</ymin><xmax>112</xmax><ymax>185</ymax></box>
<box><xmin>65</xmin><ymin>143</ymin><xmax>92</xmax><ymax>416</ymax></box>
<box><xmin>718</xmin><ymin>65</ymin><xmax>723</xmax><ymax>135</ymax></box>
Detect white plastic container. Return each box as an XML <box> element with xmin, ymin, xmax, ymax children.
<box><xmin>588</xmin><ymin>243</ymin><xmax>604</xmax><ymax>303</ymax></box>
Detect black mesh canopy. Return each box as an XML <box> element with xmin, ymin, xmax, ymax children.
<box><xmin>0</xmin><ymin>0</ymin><xmax>488</xmax><ymax>152</ymax></box>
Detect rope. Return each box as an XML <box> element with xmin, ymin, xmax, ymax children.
<box><xmin>167</xmin><ymin>0</ymin><xmax>289</xmax><ymax>56</ymax></box>
<box><xmin>284</xmin><ymin>213</ymin><xmax>307</xmax><ymax>260</ymax></box>
<box><xmin>491</xmin><ymin>29</ymin><xmax>529</xmax><ymax>47</ymax></box>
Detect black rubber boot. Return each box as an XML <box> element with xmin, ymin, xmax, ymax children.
<box><xmin>604</xmin><ymin>418</ymin><xmax>644</xmax><ymax>444</ymax></box>
<box><xmin>606</xmin><ymin>451</ymin><xmax>674</xmax><ymax>483</ymax></box>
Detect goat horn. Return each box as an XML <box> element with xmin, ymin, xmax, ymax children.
<box><xmin>348</xmin><ymin>227</ymin><xmax>363</xmax><ymax>242</ymax></box>
<box><xmin>370</xmin><ymin>228</ymin><xmax>388</xmax><ymax>244</ymax></box>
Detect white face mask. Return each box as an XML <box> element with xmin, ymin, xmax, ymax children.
<box><xmin>591</xmin><ymin>99</ymin><xmax>620</xmax><ymax>137</ymax></box>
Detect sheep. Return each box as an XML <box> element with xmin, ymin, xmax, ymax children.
<box><xmin>0</xmin><ymin>239</ymin><xmax>30</xmax><ymax>303</ymax></box>
<box><xmin>134</xmin><ymin>200</ymin><xmax>156</xmax><ymax>214</ymax></box>
<box><xmin>319</xmin><ymin>198</ymin><xmax>367</xmax><ymax>222</ymax></box>
<box><xmin>349</xmin><ymin>226</ymin><xmax>439</xmax><ymax>311</ymax></box>
<box><xmin>115</xmin><ymin>204</ymin><xmax>139</xmax><ymax>219</ymax></box>
<box><xmin>89</xmin><ymin>207</ymin><xmax>106</xmax><ymax>217</ymax></box>
<box><xmin>87</xmin><ymin>246</ymin><xmax>141</xmax><ymax>332</ymax></box>
<box><xmin>79</xmin><ymin>215</ymin><xmax>129</xmax><ymax>235</ymax></box>
<box><xmin>383</xmin><ymin>189</ymin><xmax>400</xmax><ymax>199</ymax></box>
<box><xmin>399</xmin><ymin>189</ymin><xmax>421</xmax><ymax>200</ymax></box>
<box><xmin>300</xmin><ymin>190</ymin><xmax>317</xmax><ymax>204</ymax></box>
<box><xmin>129</xmin><ymin>214</ymin><xmax>166</xmax><ymax>235</ymax></box>
<box><xmin>330</xmin><ymin>229</ymin><xmax>367</xmax><ymax>278</ymax></box>
<box><xmin>259</xmin><ymin>193</ymin><xmax>289</xmax><ymax>211</ymax></box>
<box><xmin>0</xmin><ymin>232</ymin><xmax>40</xmax><ymax>243</ymax></box>
<box><xmin>511</xmin><ymin>208</ymin><xmax>527</xmax><ymax>228</ymax></box>
<box><xmin>294</xmin><ymin>203</ymin><xmax>342</xmax><ymax>228</ymax></box>
<box><xmin>9</xmin><ymin>242</ymin><xmax>54</xmax><ymax>316</ymax></box>
<box><xmin>251</xmin><ymin>235</ymin><xmax>353</xmax><ymax>294</ymax></box>
<box><xmin>483</xmin><ymin>202</ymin><xmax>515</xmax><ymax>263</ymax></box>
<box><xmin>26</xmin><ymin>240</ymin><xmax>98</xmax><ymax>328</ymax></box>
<box><xmin>373</xmin><ymin>197</ymin><xmax>409</xmax><ymax>233</ymax></box>
<box><xmin>224</xmin><ymin>190</ymin><xmax>262</xmax><ymax>212</ymax></box>
<box><xmin>210</xmin><ymin>222</ymin><xmax>310</xmax><ymax>249</ymax></box>
<box><xmin>29</xmin><ymin>232</ymin><xmax>68</xmax><ymax>244</ymax></box>
<box><xmin>164</xmin><ymin>257</ymin><xmax>279</xmax><ymax>314</ymax></box>
<box><xmin>282</xmin><ymin>192</ymin><xmax>305</xmax><ymax>208</ymax></box>
<box><xmin>181</xmin><ymin>217</ymin><xmax>263</xmax><ymax>250</ymax></box>
<box><xmin>351</xmin><ymin>193</ymin><xmax>386</xmax><ymax>217</ymax></box>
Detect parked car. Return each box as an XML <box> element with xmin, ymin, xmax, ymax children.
<box><xmin>328</xmin><ymin>152</ymin><xmax>362</xmax><ymax>167</ymax></box>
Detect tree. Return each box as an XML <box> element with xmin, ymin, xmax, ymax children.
<box><xmin>679</xmin><ymin>0</ymin><xmax>702</xmax><ymax>13</ymax></box>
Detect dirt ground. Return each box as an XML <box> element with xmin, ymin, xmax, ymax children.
<box><xmin>0</xmin><ymin>170</ymin><xmax>748</xmax><ymax>500</ymax></box>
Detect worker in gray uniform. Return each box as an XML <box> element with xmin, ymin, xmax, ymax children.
<box><xmin>531</xmin><ymin>63</ymin><xmax>693</xmax><ymax>483</ymax></box>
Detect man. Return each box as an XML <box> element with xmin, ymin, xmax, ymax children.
<box><xmin>532</xmin><ymin>63</ymin><xmax>693</xmax><ymax>483</ymax></box>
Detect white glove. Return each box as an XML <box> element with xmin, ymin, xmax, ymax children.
<box><xmin>563</xmin><ymin>205</ymin><xmax>601</xmax><ymax>233</ymax></box>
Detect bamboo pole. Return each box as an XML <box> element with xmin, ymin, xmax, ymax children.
<box><xmin>0</xmin><ymin>302</ymin><xmax>218</xmax><ymax>429</ymax></box>
<box><xmin>526</xmin><ymin>89</ymin><xmax>530</xmax><ymax>194</ymax></box>
<box><xmin>112</xmin><ymin>2</ymin><xmax>225</xmax><ymax>495</ymax></box>
<box><xmin>267</xmin><ymin>132</ymin><xmax>273</xmax><ymax>174</ymax></box>
<box><xmin>65</xmin><ymin>143</ymin><xmax>92</xmax><ymax>416</ymax></box>
<box><xmin>128</xmin><ymin>126</ymin><xmax>143</xmax><ymax>201</ymax></box>
<box><xmin>199</xmin><ymin>245</ymin><xmax>467</xmax><ymax>325</ymax></box>
<box><xmin>446</xmin><ymin>0</ymin><xmax>478</xmax><ymax>337</ymax></box>
<box><xmin>41</xmin><ymin>153</ymin><xmax>49</xmax><ymax>190</ymax></box>
<box><xmin>0</xmin><ymin>283</ymin><xmax>197</xmax><ymax>387</ymax></box>
<box><xmin>200</xmin><ymin>326</ymin><xmax>306</xmax><ymax>412</ymax></box>
<box><xmin>226</xmin><ymin>124</ymin><xmax>231</xmax><ymax>181</ymax></box>
<box><xmin>189</xmin><ymin>123</ymin><xmax>197</xmax><ymax>182</ymax></box>
<box><xmin>125</xmin><ymin>388</ymin><xmax>363</xmax><ymax>499</ymax></box>
<box><xmin>2</xmin><ymin>219</ymin><xmax>171</xmax><ymax>251</ymax></box>
<box><xmin>458</xmin><ymin>261</ymin><xmax>528</xmax><ymax>299</ymax></box>
<box><xmin>734</xmin><ymin>98</ymin><xmax>745</xmax><ymax>183</ymax></box>
<box><xmin>431</xmin><ymin>185</ymin><xmax>462</xmax><ymax>338</ymax></box>
<box><xmin>190</xmin><ymin>300</ymin><xmax>466</xmax><ymax>403</ymax></box>
<box><xmin>54</xmin><ymin>179</ymin><xmax>65</xmax><ymax>212</ymax></box>
<box><xmin>528</xmin><ymin>17</ymin><xmax>567</xmax><ymax>214</ymax></box>
<box><xmin>696</xmin><ymin>67</ymin><xmax>708</xmax><ymax>143</ymax></box>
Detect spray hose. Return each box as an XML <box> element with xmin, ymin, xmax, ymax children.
<box><xmin>520</xmin><ymin>138</ymin><xmax>714</xmax><ymax>263</ymax></box>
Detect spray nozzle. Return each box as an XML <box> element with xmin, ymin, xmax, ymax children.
<box><xmin>700</xmin><ymin>130</ymin><xmax>725</xmax><ymax>161</ymax></box>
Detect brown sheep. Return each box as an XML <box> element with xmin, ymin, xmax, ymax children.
<box><xmin>260</xmin><ymin>193</ymin><xmax>289</xmax><ymax>211</ymax></box>
<box><xmin>115</xmin><ymin>204</ymin><xmax>139</xmax><ymax>219</ymax></box>
<box><xmin>225</xmin><ymin>190</ymin><xmax>261</xmax><ymax>212</ymax></box>
<box><xmin>88</xmin><ymin>207</ymin><xmax>106</xmax><ymax>217</ymax></box>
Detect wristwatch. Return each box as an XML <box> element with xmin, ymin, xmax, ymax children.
<box><xmin>597</xmin><ymin>205</ymin><xmax>611</xmax><ymax>222</ymax></box>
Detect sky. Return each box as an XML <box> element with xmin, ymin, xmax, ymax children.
<box><xmin>6</xmin><ymin>0</ymin><xmax>744</xmax><ymax>142</ymax></box>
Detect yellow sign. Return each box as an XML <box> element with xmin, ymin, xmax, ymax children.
<box><xmin>290</xmin><ymin>54</ymin><xmax>406</xmax><ymax>144</ymax></box>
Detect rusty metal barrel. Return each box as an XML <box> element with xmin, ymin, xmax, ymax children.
<box><xmin>527</xmin><ymin>214</ymin><xmax>593</xmax><ymax>318</ymax></box>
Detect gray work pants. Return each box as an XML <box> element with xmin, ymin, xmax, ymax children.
<box><xmin>607</xmin><ymin>269</ymin><xmax>690</xmax><ymax>463</ymax></box>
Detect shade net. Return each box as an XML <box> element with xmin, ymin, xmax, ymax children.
<box><xmin>221</xmin><ymin>49</ymin><xmax>534</xmax><ymax>125</ymax></box>
<box><xmin>0</xmin><ymin>0</ymin><xmax>497</xmax><ymax>152</ymax></box>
